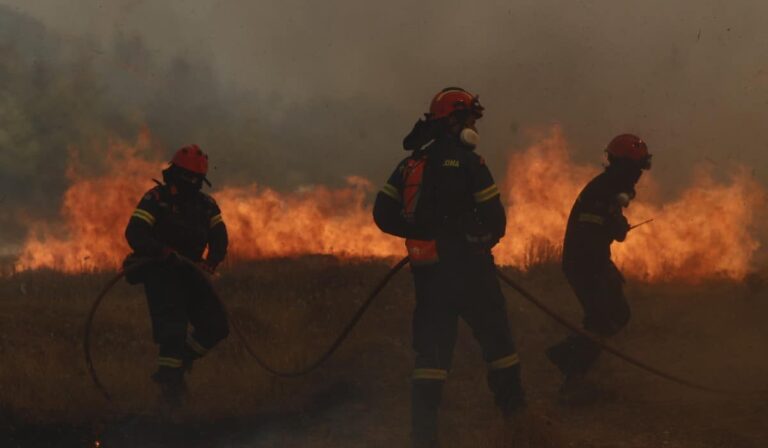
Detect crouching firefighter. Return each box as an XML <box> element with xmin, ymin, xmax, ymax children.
<box><xmin>547</xmin><ymin>134</ymin><xmax>652</xmax><ymax>403</ymax></box>
<box><xmin>123</xmin><ymin>144</ymin><xmax>229</xmax><ymax>407</ymax></box>
<box><xmin>373</xmin><ymin>87</ymin><xmax>525</xmax><ymax>447</ymax></box>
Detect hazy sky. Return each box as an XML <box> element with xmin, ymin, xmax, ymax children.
<box><xmin>1</xmin><ymin>0</ymin><xmax>768</xmax><ymax>246</ymax></box>
<box><xmin>5</xmin><ymin>1</ymin><xmax>768</xmax><ymax>167</ymax></box>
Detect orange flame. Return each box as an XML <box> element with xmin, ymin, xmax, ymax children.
<box><xmin>13</xmin><ymin>127</ymin><xmax>765</xmax><ymax>282</ymax></box>
<box><xmin>495</xmin><ymin>128</ymin><xmax>598</xmax><ymax>268</ymax></box>
<box><xmin>494</xmin><ymin>126</ymin><xmax>765</xmax><ymax>281</ymax></box>
<box><xmin>15</xmin><ymin>132</ymin><xmax>160</xmax><ymax>272</ymax></box>
<box><xmin>214</xmin><ymin>176</ymin><xmax>401</xmax><ymax>259</ymax></box>
<box><xmin>14</xmin><ymin>133</ymin><xmax>402</xmax><ymax>273</ymax></box>
<box><xmin>615</xmin><ymin>167</ymin><xmax>763</xmax><ymax>281</ymax></box>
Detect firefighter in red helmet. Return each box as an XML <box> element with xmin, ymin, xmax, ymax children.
<box><xmin>124</xmin><ymin>144</ymin><xmax>229</xmax><ymax>407</ymax></box>
<box><xmin>547</xmin><ymin>134</ymin><xmax>651</xmax><ymax>404</ymax></box>
<box><xmin>374</xmin><ymin>87</ymin><xmax>525</xmax><ymax>447</ymax></box>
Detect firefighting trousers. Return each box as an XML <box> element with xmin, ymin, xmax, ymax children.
<box><xmin>143</xmin><ymin>263</ymin><xmax>229</xmax><ymax>375</ymax></box>
<box><xmin>548</xmin><ymin>261</ymin><xmax>630</xmax><ymax>376</ymax></box>
<box><xmin>410</xmin><ymin>253</ymin><xmax>523</xmax><ymax>442</ymax></box>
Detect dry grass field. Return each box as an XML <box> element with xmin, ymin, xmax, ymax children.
<box><xmin>1</xmin><ymin>256</ymin><xmax>767</xmax><ymax>447</ymax></box>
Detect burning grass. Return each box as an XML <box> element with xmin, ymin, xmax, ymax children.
<box><xmin>12</xmin><ymin>126</ymin><xmax>767</xmax><ymax>283</ymax></box>
<box><xmin>1</xmin><ymin>258</ymin><xmax>767</xmax><ymax>447</ymax></box>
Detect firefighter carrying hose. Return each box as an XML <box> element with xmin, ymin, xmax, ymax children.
<box><xmin>123</xmin><ymin>144</ymin><xmax>229</xmax><ymax>407</ymax></box>
<box><xmin>547</xmin><ymin>134</ymin><xmax>652</xmax><ymax>404</ymax></box>
<box><xmin>374</xmin><ymin>87</ymin><xmax>525</xmax><ymax>447</ymax></box>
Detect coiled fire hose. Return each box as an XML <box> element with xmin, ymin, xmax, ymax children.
<box><xmin>85</xmin><ymin>256</ymin><xmax>764</xmax><ymax>403</ymax></box>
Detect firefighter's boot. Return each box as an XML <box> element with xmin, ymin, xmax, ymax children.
<box><xmin>488</xmin><ymin>363</ymin><xmax>526</xmax><ymax>417</ymax></box>
<box><xmin>411</xmin><ymin>379</ymin><xmax>444</xmax><ymax>448</ymax></box>
<box><xmin>547</xmin><ymin>336</ymin><xmax>602</xmax><ymax>405</ymax></box>
<box><xmin>546</xmin><ymin>336</ymin><xmax>601</xmax><ymax>378</ymax></box>
<box><xmin>151</xmin><ymin>367</ymin><xmax>187</xmax><ymax>408</ymax></box>
<box><xmin>182</xmin><ymin>346</ymin><xmax>202</xmax><ymax>374</ymax></box>
<box><xmin>557</xmin><ymin>372</ymin><xmax>602</xmax><ymax>406</ymax></box>
<box><xmin>183</xmin><ymin>333</ymin><xmax>211</xmax><ymax>374</ymax></box>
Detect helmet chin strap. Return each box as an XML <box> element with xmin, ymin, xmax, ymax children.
<box><xmin>460</xmin><ymin>128</ymin><xmax>480</xmax><ymax>149</ymax></box>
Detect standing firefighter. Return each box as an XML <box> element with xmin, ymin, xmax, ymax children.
<box><xmin>547</xmin><ymin>134</ymin><xmax>652</xmax><ymax>402</ymax></box>
<box><xmin>373</xmin><ymin>87</ymin><xmax>525</xmax><ymax>447</ymax></box>
<box><xmin>124</xmin><ymin>144</ymin><xmax>229</xmax><ymax>407</ymax></box>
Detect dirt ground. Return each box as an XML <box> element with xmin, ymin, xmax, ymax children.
<box><xmin>0</xmin><ymin>257</ymin><xmax>766</xmax><ymax>447</ymax></box>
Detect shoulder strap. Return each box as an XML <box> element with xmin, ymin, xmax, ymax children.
<box><xmin>401</xmin><ymin>153</ymin><xmax>428</xmax><ymax>222</ymax></box>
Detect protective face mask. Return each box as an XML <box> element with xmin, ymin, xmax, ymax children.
<box><xmin>617</xmin><ymin>192</ymin><xmax>632</xmax><ymax>207</ymax></box>
<box><xmin>175</xmin><ymin>179</ymin><xmax>202</xmax><ymax>197</ymax></box>
<box><xmin>460</xmin><ymin>128</ymin><xmax>480</xmax><ymax>148</ymax></box>
<box><xmin>163</xmin><ymin>166</ymin><xmax>203</xmax><ymax>197</ymax></box>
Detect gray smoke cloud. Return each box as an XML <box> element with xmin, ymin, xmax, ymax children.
<box><xmin>2</xmin><ymin>0</ymin><xmax>768</xmax><ymax>249</ymax></box>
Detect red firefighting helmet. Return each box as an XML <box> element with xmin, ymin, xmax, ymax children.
<box><xmin>171</xmin><ymin>144</ymin><xmax>209</xmax><ymax>175</ymax></box>
<box><xmin>606</xmin><ymin>134</ymin><xmax>651</xmax><ymax>169</ymax></box>
<box><xmin>429</xmin><ymin>87</ymin><xmax>484</xmax><ymax>120</ymax></box>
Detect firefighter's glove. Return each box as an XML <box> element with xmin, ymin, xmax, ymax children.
<box><xmin>611</xmin><ymin>214</ymin><xmax>630</xmax><ymax>242</ymax></box>
<box><xmin>197</xmin><ymin>261</ymin><xmax>216</xmax><ymax>276</ymax></box>
<box><xmin>123</xmin><ymin>253</ymin><xmax>150</xmax><ymax>285</ymax></box>
<box><xmin>161</xmin><ymin>247</ymin><xmax>180</xmax><ymax>264</ymax></box>
<box><xmin>465</xmin><ymin>232</ymin><xmax>498</xmax><ymax>251</ymax></box>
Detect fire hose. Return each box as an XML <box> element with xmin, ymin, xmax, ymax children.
<box><xmin>84</xmin><ymin>256</ymin><xmax>409</xmax><ymax>402</ymax></box>
<box><xmin>85</xmin><ymin>256</ymin><xmax>764</xmax><ymax>403</ymax></box>
<box><xmin>494</xmin><ymin>268</ymin><xmax>764</xmax><ymax>395</ymax></box>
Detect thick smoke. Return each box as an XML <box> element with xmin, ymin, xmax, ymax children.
<box><xmin>2</xmin><ymin>0</ymin><xmax>768</xmax><ymax>251</ymax></box>
<box><xmin>0</xmin><ymin>7</ymin><xmax>135</xmax><ymax>250</ymax></box>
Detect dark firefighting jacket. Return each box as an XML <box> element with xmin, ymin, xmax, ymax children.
<box><xmin>562</xmin><ymin>169</ymin><xmax>632</xmax><ymax>274</ymax></box>
<box><xmin>373</xmin><ymin>134</ymin><xmax>506</xmax><ymax>263</ymax></box>
<box><xmin>125</xmin><ymin>184</ymin><xmax>228</xmax><ymax>267</ymax></box>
